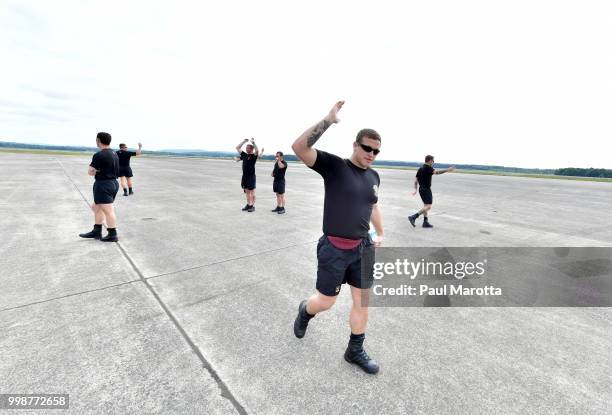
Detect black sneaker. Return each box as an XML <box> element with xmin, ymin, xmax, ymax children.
<box><xmin>408</xmin><ymin>214</ymin><xmax>417</xmax><ymax>227</ymax></box>
<box><xmin>423</xmin><ymin>221</ymin><xmax>433</xmax><ymax>228</ymax></box>
<box><xmin>242</xmin><ymin>204</ymin><xmax>250</xmax><ymax>211</ymax></box>
<box><xmin>101</xmin><ymin>234</ymin><xmax>118</xmax><ymax>242</ymax></box>
<box><xmin>344</xmin><ymin>347</ymin><xmax>380</xmax><ymax>374</ymax></box>
<box><xmin>247</xmin><ymin>205</ymin><xmax>255</xmax><ymax>212</ymax></box>
<box><xmin>277</xmin><ymin>207</ymin><xmax>285</xmax><ymax>214</ymax></box>
<box><xmin>271</xmin><ymin>206</ymin><xmax>280</xmax><ymax>212</ymax></box>
<box><xmin>293</xmin><ymin>300</ymin><xmax>312</xmax><ymax>338</ymax></box>
<box><xmin>79</xmin><ymin>230</ymin><xmax>101</xmax><ymax>239</ymax></box>
<box><xmin>123</xmin><ymin>191</ymin><xmax>128</xmax><ymax>197</ymax></box>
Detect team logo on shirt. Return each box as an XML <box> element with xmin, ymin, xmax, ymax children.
<box><xmin>372</xmin><ymin>184</ymin><xmax>378</xmax><ymax>197</ymax></box>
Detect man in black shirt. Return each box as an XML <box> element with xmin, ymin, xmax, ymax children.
<box><xmin>408</xmin><ymin>155</ymin><xmax>455</xmax><ymax>228</ymax></box>
<box><xmin>292</xmin><ymin>101</ymin><xmax>384</xmax><ymax>375</ymax></box>
<box><xmin>79</xmin><ymin>132</ymin><xmax>120</xmax><ymax>242</ymax></box>
<box><xmin>271</xmin><ymin>151</ymin><xmax>287</xmax><ymax>214</ymax></box>
<box><xmin>235</xmin><ymin>138</ymin><xmax>263</xmax><ymax>212</ymax></box>
<box><xmin>117</xmin><ymin>142</ymin><xmax>142</xmax><ymax>196</ymax></box>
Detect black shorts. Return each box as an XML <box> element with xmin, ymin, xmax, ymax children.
<box><xmin>273</xmin><ymin>179</ymin><xmax>285</xmax><ymax>194</ymax></box>
<box><xmin>419</xmin><ymin>187</ymin><xmax>433</xmax><ymax>205</ymax></box>
<box><xmin>119</xmin><ymin>166</ymin><xmax>133</xmax><ymax>178</ymax></box>
<box><xmin>316</xmin><ymin>235</ymin><xmax>375</xmax><ymax>297</ymax></box>
<box><xmin>241</xmin><ymin>175</ymin><xmax>256</xmax><ymax>190</ymax></box>
<box><xmin>93</xmin><ymin>180</ymin><xmax>119</xmax><ymax>204</ymax></box>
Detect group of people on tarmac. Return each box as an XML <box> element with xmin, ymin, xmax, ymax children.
<box><xmin>235</xmin><ymin>138</ymin><xmax>287</xmax><ymax>214</ymax></box>
<box><xmin>78</xmin><ymin>101</ymin><xmax>454</xmax><ymax>375</ymax></box>
<box><xmin>78</xmin><ymin>132</ymin><xmax>142</xmax><ymax>242</ymax></box>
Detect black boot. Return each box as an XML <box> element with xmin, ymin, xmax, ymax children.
<box><xmin>422</xmin><ymin>218</ymin><xmax>433</xmax><ymax>228</ymax></box>
<box><xmin>242</xmin><ymin>204</ymin><xmax>251</xmax><ymax>211</ymax></box>
<box><xmin>293</xmin><ymin>300</ymin><xmax>314</xmax><ymax>338</ymax></box>
<box><xmin>277</xmin><ymin>207</ymin><xmax>285</xmax><ymax>214</ymax></box>
<box><xmin>344</xmin><ymin>333</ymin><xmax>380</xmax><ymax>374</ymax></box>
<box><xmin>408</xmin><ymin>213</ymin><xmax>419</xmax><ymax>227</ymax></box>
<box><xmin>79</xmin><ymin>224</ymin><xmax>102</xmax><ymax>239</ymax></box>
<box><xmin>123</xmin><ymin>188</ymin><xmax>128</xmax><ymax>196</ymax></box>
<box><xmin>101</xmin><ymin>228</ymin><xmax>118</xmax><ymax>242</ymax></box>
<box><xmin>128</xmin><ymin>187</ymin><xmax>133</xmax><ymax>195</ymax></box>
<box><xmin>271</xmin><ymin>206</ymin><xmax>280</xmax><ymax>212</ymax></box>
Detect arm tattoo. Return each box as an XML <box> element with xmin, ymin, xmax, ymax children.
<box><xmin>307</xmin><ymin>120</ymin><xmax>331</xmax><ymax>147</ymax></box>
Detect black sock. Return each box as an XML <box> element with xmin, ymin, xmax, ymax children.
<box><xmin>302</xmin><ymin>305</ymin><xmax>315</xmax><ymax>319</ymax></box>
<box><xmin>123</xmin><ymin>188</ymin><xmax>128</xmax><ymax>194</ymax></box>
<box><xmin>93</xmin><ymin>224</ymin><xmax>102</xmax><ymax>233</ymax></box>
<box><xmin>414</xmin><ymin>213</ymin><xmax>420</xmax><ymax>218</ymax></box>
<box><xmin>423</xmin><ymin>216</ymin><xmax>429</xmax><ymax>222</ymax></box>
<box><xmin>107</xmin><ymin>228</ymin><xmax>117</xmax><ymax>236</ymax></box>
<box><xmin>349</xmin><ymin>332</ymin><xmax>365</xmax><ymax>351</ymax></box>
<box><xmin>128</xmin><ymin>187</ymin><xmax>133</xmax><ymax>194</ymax></box>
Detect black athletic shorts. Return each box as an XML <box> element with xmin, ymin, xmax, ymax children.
<box><xmin>241</xmin><ymin>175</ymin><xmax>256</xmax><ymax>190</ymax></box>
<box><xmin>419</xmin><ymin>187</ymin><xmax>433</xmax><ymax>205</ymax></box>
<box><xmin>118</xmin><ymin>166</ymin><xmax>133</xmax><ymax>178</ymax></box>
<box><xmin>316</xmin><ymin>235</ymin><xmax>375</xmax><ymax>297</ymax></box>
<box><xmin>273</xmin><ymin>179</ymin><xmax>285</xmax><ymax>194</ymax></box>
<box><xmin>93</xmin><ymin>179</ymin><xmax>119</xmax><ymax>204</ymax></box>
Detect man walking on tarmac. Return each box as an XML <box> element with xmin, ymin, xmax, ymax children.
<box><xmin>292</xmin><ymin>101</ymin><xmax>384</xmax><ymax>374</ymax></box>
<box><xmin>408</xmin><ymin>155</ymin><xmax>455</xmax><ymax>228</ymax></box>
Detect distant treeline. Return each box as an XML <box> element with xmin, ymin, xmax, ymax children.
<box><xmin>3</xmin><ymin>140</ymin><xmax>601</xmax><ymax>176</ymax></box>
<box><xmin>554</xmin><ymin>168</ymin><xmax>612</xmax><ymax>178</ymax></box>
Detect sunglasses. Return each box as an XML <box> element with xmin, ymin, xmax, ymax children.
<box><xmin>359</xmin><ymin>143</ymin><xmax>380</xmax><ymax>155</ymax></box>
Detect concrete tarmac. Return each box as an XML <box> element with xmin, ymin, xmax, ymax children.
<box><xmin>1</xmin><ymin>152</ymin><xmax>611</xmax><ymax>414</ymax></box>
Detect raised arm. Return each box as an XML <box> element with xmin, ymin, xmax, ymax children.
<box><xmin>251</xmin><ymin>137</ymin><xmax>259</xmax><ymax>157</ymax></box>
<box><xmin>291</xmin><ymin>101</ymin><xmax>344</xmax><ymax>167</ymax></box>
<box><xmin>236</xmin><ymin>138</ymin><xmax>248</xmax><ymax>154</ymax></box>
<box><xmin>135</xmin><ymin>142</ymin><xmax>142</xmax><ymax>156</ymax></box>
<box><xmin>434</xmin><ymin>166</ymin><xmax>456</xmax><ymax>175</ymax></box>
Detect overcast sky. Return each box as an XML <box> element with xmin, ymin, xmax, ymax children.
<box><xmin>1</xmin><ymin>0</ymin><xmax>610</xmax><ymax>169</ymax></box>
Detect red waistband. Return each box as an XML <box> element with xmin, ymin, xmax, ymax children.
<box><xmin>327</xmin><ymin>235</ymin><xmax>362</xmax><ymax>250</ymax></box>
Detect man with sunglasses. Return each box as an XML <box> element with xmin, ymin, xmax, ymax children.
<box><xmin>408</xmin><ymin>155</ymin><xmax>455</xmax><ymax>228</ymax></box>
<box><xmin>291</xmin><ymin>101</ymin><xmax>384</xmax><ymax>375</ymax></box>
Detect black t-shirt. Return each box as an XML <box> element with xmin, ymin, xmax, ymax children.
<box><xmin>416</xmin><ymin>164</ymin><xmax>435</xmax><ymax>188</ymax></box>
<box><xmin>90</xmin><ymin>148</ymin><xmax>119</xmax><ymax>181</ymax></box>
<box><xmin>240</xmin><ymin>151</ymin><xmax>258</xmax><ymax>176</ymax></box>
<box><xmin>310</xmin><ymin>150</ymin><xmax>380</xmax><ymax>239</ymax></box>
<box><xmin>272</xmin><ymin>160</ymin><xmax>287</xmax><ymax>181</ymax></box>
<box><xmin>116</xmin><ymin>150</ymin><xmax>137</xmax><ymax>167</ymax></box>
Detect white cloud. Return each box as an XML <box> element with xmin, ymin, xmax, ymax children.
<box><xmin>1</xmin><ymin>0</ymin><xmax>610</xmax><ymax>168</ymax></box>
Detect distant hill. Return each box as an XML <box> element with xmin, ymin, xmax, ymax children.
<box><xmin>0</xmin><ymin>140</ymin><xmax>562</xmax><ymax>175</ymax></box>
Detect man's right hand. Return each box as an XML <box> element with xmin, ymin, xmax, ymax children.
<box><xmin>324</xmin><ymin>101</ymin><xmax>345</xmax><ymax>124</ymax></box>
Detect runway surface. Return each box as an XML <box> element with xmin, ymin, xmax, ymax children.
<box><xmin>1</xmin><ymin>152</ymin><xmax>611</xmax><ymax>414</ymax></box>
